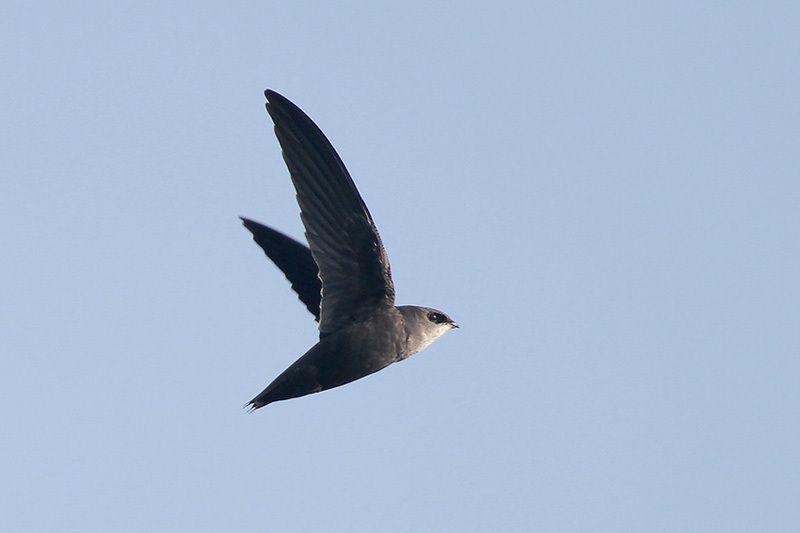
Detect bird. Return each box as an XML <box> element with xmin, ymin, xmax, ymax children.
<box><xmin>241</xmin><ymin>90</ymin><xmax>458</xmax><ymax>410</ymax></box>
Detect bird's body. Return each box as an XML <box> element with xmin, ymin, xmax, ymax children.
<box><xmin>243</xmin><ymin>90</ymin><xmax>457</xmax><ymax>410</ymax></box>
<box><xmin>249</xmin><ymin>308</ymin><xmax>401</xmax><ymax>408</ymax></box>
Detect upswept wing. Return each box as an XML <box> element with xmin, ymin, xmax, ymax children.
<box><xmin>264</xmin><ymin>90</ymin><xmax>395</xmax><ymax>335</ymax></box>
<box><xmin>240</xmin><ymin>217</ymin><xmax>321</xmax><ymax>322</ymax></box>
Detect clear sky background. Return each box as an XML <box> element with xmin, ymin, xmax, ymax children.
<box><xmin>2</xmin><ymin>1</ymin><xmax>798</xmax><ymax>531</ymax></box>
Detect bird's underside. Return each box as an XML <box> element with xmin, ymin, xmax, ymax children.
<box><xmin>247</xmin><ymin>307</ymin><xmax>406</xmax><ymax>410</ymax></box>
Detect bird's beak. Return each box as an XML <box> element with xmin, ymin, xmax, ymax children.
<box><xmin>450</xmin><ymin>321</ymin><xmax>459</xmax><ymax>329</ymax></box>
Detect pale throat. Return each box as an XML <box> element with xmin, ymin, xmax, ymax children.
<box><xmin>404</xmin><ymin>323</ymin><xmax>452</xmax><ymax>357</ymax></box>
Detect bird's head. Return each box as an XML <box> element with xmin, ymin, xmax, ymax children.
<box><xmin>398</xmin><ymin>305</ymin><xmax>458</xmax><ymax>356</ymax></box>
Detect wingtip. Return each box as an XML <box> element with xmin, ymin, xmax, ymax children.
<box><xmin>264</xmin><ymin>89</ymin><xmax>285</xmax><ymax>104</ymax></box>
<box><xmin>264</xmin><ymin>89</ymin><xmax>281</xmax><ymax>118</ymax></box>
<box><xmin>264</xmin><ymin>90</ymin><xmax>301</xmax><ymax>118</ymax></box>
<box><xmin>239</xmin><ymin>216</ymin><xmax>257</xmax><ymax>235</ymax></box>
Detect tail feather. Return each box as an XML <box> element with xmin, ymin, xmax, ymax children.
<box><xmin>244</xmin><ymin>398</ymin><xmax>268</xmax><ymax>413</ymax></box>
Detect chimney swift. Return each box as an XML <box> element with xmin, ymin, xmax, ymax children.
<box><xmin>242</xmin><ymin>90</ymin><xmax>457</xmax><ymax>410</ymax></box>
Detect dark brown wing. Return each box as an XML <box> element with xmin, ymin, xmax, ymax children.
<box><xmin>240</xmin><ymin>217</ymin><xmax>321</xmax><ymax>321</ymax></box>
<box><xmin>264</xmin><ymin>90</ymin><xmax>395</xmax><ymax>336</ymax></box>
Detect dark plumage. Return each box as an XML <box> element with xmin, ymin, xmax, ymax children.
<box><xmin>243</xmin><ymin>90</ymin><xmax>457</xmax><ymax>410</ymax></box>
<box><xmin>240</xmin><ymin>217</ymin><xmax>321</xmax><ymax>321</ymax></box>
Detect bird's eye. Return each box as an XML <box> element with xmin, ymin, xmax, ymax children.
<box><xmin>427</xmin><ymin>312</ymin><xmax>446</xmax><ymax>324</ymax></box>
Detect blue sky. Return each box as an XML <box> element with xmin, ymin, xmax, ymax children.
<box><xmin>2</xmin><ymin>1</ymin><xmax>799</xmax><ymax>531</ymax></box>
